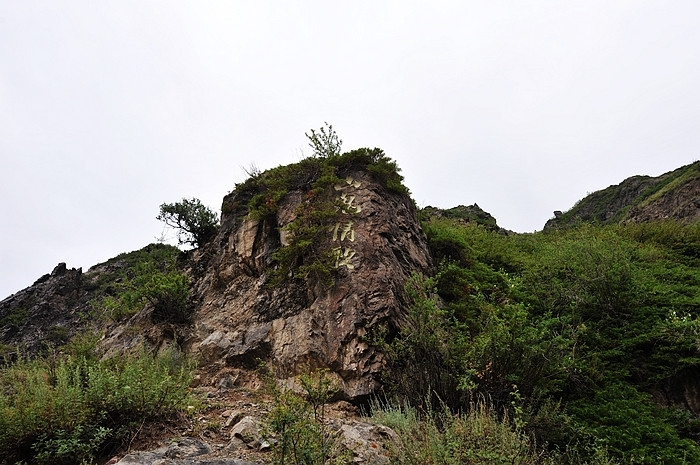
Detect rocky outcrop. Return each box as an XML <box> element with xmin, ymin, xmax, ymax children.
<box><xmin>0</xmin><ymin>244</ymin><xmax>184</xmax><ymax>357</ymax></box>
<box><xmin>1</xmin><ymin>160</ymin><xmax>431</xmax><ymax>401</ymax></box>
<box><xmin>113</xmin><ymin>417</ymin><xmax>398</xmax><ymax>465</ymax></box>
<box><xmin>186</xmin><ymin>169</ymin><xmax>432</xmax><ymax>400</ymax></box>
<box><xmin>625</xmin><ymin>168</ymin><xmax>700</xmax><ymax>224</ymax></box>
<box><xmin>338</xmin><ymin>420</ymin><xmax>398</xmax><ymax>464</ymax></box>
<box><xmin>422</xmin><ymin>204</ymin><xmax>507</xmax><ymax>233</ymax></box>
<box><xmin>545</xmin><ymin>161</ymin><xmax>699</xmax><ymax>229</ymax></box>
<box><xmin>0</xmin><ymin>263</ymin><xmax>86</xmax><ymax>355</ymax></box>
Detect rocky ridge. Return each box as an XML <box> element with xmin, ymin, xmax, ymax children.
<box><xmin>421</xmin><ymin>203</ymin><xmax>508</xmax><ymax>233</ymax></box>
<box><xmin>545</xmin><ymin>161</ymin><xmax>699</xmax><ymax>229</ymax></box>
<box><xmin>0</xmin><ymin>157</ymin><xmax>431</xmax><ymax>464</ymax></box>
<box><xmin>3</xmin><ymin>155</ymin><xmax>698</xmax><ymax>464</ymax></box>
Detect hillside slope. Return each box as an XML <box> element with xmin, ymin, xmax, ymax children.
<box><xmin>1</xmin><ymin>155</ymin><xmax>699</xmax><ymax>465</ymax></box>
<box><xmin>545</xmin><ymin>161</ymin><xmax>699</xmax><ymax>229</ymax></box>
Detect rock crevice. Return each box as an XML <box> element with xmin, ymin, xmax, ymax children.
<box><xmin>188</xmin><ymin>170</ymin><xmax>432</xmax><ymax>399</ymax></box>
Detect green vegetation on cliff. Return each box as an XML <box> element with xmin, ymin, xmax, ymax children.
<box><xmin>225</xmin><ymin>143</ymin><xmax>408</xmax><ymax>286</ymax></box>
<box><xmin>88</xmin><ymin>243</ymin><xmax>191</xmax><ymax>323</ymax></box>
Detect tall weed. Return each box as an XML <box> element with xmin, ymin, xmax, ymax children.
<box><xmin>372</xmin><ymin>397</ymin><xmax>562</xmax><ymax>465</ymax></box>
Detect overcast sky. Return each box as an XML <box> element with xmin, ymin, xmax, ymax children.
<box><xmin>2</xmin><ymin>1</ymin><xmax>699</xmax><ymax>298</ymax></box>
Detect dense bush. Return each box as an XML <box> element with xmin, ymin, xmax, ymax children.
<box><xmin>0</xmin><ymin>340</ymin><xmax>196</xmax><ymax>464</ymax></box>
<box><xmin>93</xmin><ymin>252</ymin><xmax>191</xmax><ymax>323</ymax></box>
<box><xmin>382</xmin><ymin>217</ymin><xmax>700</xmax><ymax>464</ymax></box>
<box><xmin>372</xmin><ymin>398</ymin><xmax>572</xmax><ymax>465</ymax></box>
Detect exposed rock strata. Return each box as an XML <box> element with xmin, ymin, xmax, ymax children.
<box><xmin>187</xmin><ymin>170</ymin><xmax>432</xmax><ymax>399</ymax></box>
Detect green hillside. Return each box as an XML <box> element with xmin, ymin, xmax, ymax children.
<box><xmin>382</xmin><ymin>216</ymin><xmax>700</xmax><ymax>464</ymax></box>
<box><xmin>1</xmin><ymin>133</ymin><xmax>698</xmax><ymax>464</ymax></box>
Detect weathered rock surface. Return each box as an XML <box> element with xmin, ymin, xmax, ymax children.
<box><xmin>115</xmin><ymin>437</ymin><xmax>256</xmax><ymax>465</ymax></box>
<box><xmin>0</xmin><ymin>263</ymin><xmax>86</xmax><ymax>355</ymax></box>
<box><xmin>186</xmin><ymin>169</ymin><xmax>433</xmax><ymax>399</ymax></box>
<box><xmin>338</xmin><ymin>420</ymin><xmax>398</xmax><ymax>464</ymax></box>
<box><xmin>113</xmin><ymin>416</ymin><xmax>399</xmax><ymax>465</ymax></box>
<box><xmin>227</xmin><ymin>416</ymin><xmax>268</xmax><ymax>451</ymax></box>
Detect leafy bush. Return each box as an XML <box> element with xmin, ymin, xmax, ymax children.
<box><xmin>306</xmin><ymin>122</ymin><xmax>342</xmax><ymax>158</ymax></box>
<box><xmin>375</xmin><ymin>273</ymin><xmax>463</xmax><ymax>409</ymax></box>
<box><xmin>384</xmin><ymin>216</ymin><xmax>700</xmax><ymax>463</ymax></box>
<box><xmin>136</xmin><ymin>264</ymin><xmax>191</xmax><ymax>322</ymax></box>
<box><xmin>569</xmin><ymin>383</ymin><xmax>700</xmax><ymax>465</ymax></box>
<box><xmin>263</xmin><ymin>370</ymin><xmax>351</xmax><ymax>465</ymax></box>
<box><xmin>93</xmin><ymin>255</ymin><xmax>191</xmax><ymax>323</ymax></box>
<box><xmin>0</xmin><ymin>341</ymin><xmax>196</xmax><ymax>464</ymax></box>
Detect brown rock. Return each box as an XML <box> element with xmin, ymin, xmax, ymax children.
<box><xmin>188</xmin><ymin>169</ymin><xmax>432</xmax><ymax>400</ymax></box>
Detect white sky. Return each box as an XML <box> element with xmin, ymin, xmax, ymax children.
<box><xmin>1</xmin><ymin>1</ymin><xmax>699</xmax><ymax>298</ymax></box>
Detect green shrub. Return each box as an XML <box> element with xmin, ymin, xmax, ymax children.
<box><xmin>306</xmin><ymin>122</ymin><xmax>342</xmax><ymax>158</ymax></box>
<box><xmin>0</xmin><ymin>341</ymin><xmax>196</xmax><ymax>464</ymax></box>
<box><xmin>391</xmin><ymin>217</ymin><xmax>700</xmax><ymax>462</ymax></box>
<box><xmin>157</xmin><ymin>198</ymin><xmax>219</xmax><ymax>247</ymax></box>
<box><xmin>263</xmin><ymin>370</ymin><xmax>351</xmax><ymax>465</ymax></box>
<box><xmin>569</xmin><ymin>383</ymin><xmax>700</xmax><ymax>464</ymax></box>
<box><xmin>0</xmin><ymin>306</ymin><xmax>29</xmax><ymax>327</ymax></box>
<box><xmin>376</xmin><ymin>273</ymin><xmax>463</xmax><ymax>408</ymax></box>
<box><xmin>136</xmin><ymin>265</ymin><xmax>191</xmax><ymax>322</ymax></box>
<box><xmin>92</xmin><ymin>257</ymin><xmax>190</xmax><ymax>323</ymax></box>
<box><xmin>372</xmin><ymin>397</ymin><xmax>563</xmax><ymax>465</ymax></box>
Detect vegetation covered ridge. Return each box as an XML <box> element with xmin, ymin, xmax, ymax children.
<box><xmin>546</xmin><ymin>161</ymin><xmax>699</xmax><ymax>228</ymax></box>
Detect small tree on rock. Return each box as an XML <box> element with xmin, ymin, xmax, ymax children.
<box><xmin>157</xmin><ymin>198</ymin><xmax>219</xmax><ymax>248</ymax></box>
<box><xmin>306</xmin><ymin>122</ymin><xmax>342</xmax><ymax>158</ymax></box>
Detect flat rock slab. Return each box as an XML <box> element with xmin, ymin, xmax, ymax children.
<box><xmin>115</xmin><ymin>438</ymin><xmax>257</xmax><ymax>465</ymax></box>
<box><xmin>117</xmin><ymin>456</ymin><xmax>257</xmax><ymax>465</ymax></box>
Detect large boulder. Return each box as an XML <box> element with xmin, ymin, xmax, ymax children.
<box><xmin>186</xmin><ymin>168</ymin><xmax>432</xmax><ymax>399</ymax></box>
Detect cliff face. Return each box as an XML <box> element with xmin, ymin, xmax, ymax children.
<box><xmin>545</xmin><ymin>161</ymin><xmax>700</xmax><ymax>229</ymax></box>
<box><xmin>186</xmin><ymin>168</ymin><xmax>432</xmax><ymax>399</ymax></box>
<box><xmin>0</xmin><ymin>263</ymin><xmax>85</xmax><ymax>355</ymax></box>
<box><xmin>1</xmin><ymin>156</ymin><xmax>432</xmax><ymax>401</ymax></box>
